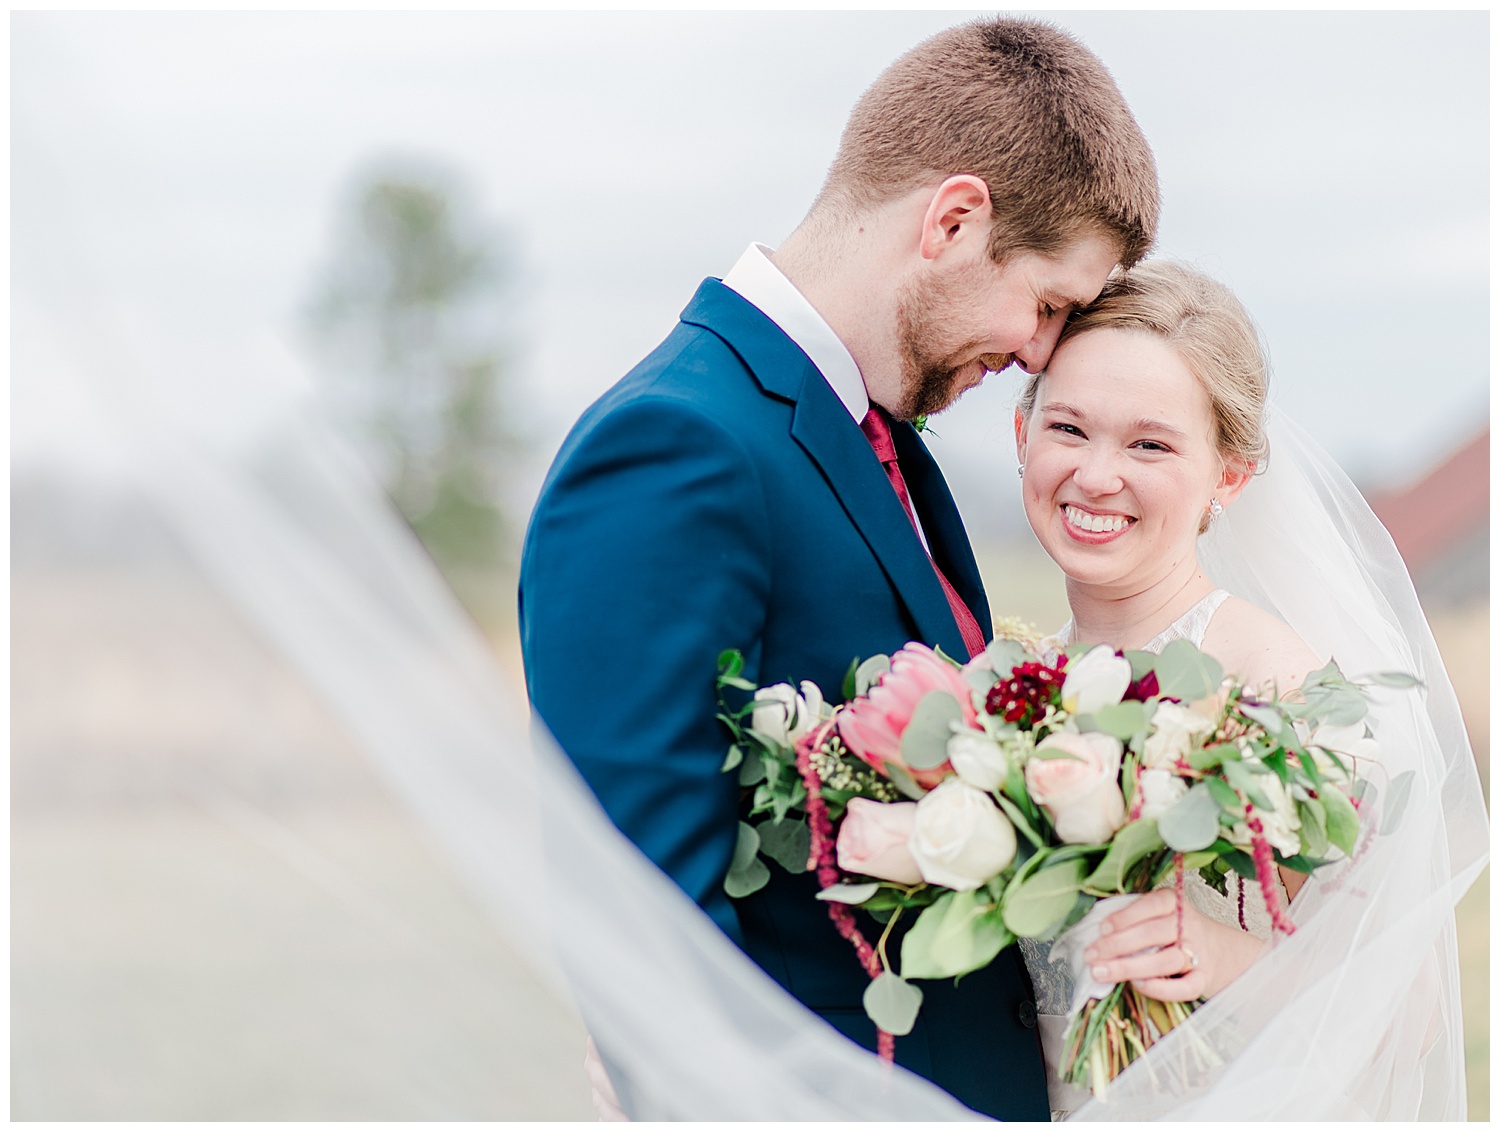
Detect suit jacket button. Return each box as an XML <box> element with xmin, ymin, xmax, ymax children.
<box><xmin>1018</xmin><ymin>1000</ymin><xmax>1037</xmax><ymax>1028</ymax></box>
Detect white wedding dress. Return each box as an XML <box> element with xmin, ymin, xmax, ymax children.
<box><xmin>1025</xmin><ymin>588</ymin><xmax>1279</xmax><ymax>1119</ymax></box>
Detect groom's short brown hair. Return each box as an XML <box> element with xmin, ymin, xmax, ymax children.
<box><xmin>819</xmin><ymin>18</ymin><xmax>1159</xmax><ymax>268</ymax></box>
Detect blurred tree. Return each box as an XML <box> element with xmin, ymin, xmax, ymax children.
<box><xmin>305</xmin><ymin>166</ymin><xmax>524</xmax><ymax>620</ymax></box>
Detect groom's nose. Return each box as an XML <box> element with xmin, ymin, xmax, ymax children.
<box><xmin>1013</xmin><ymin>310</ymin><xmax>1069</xmax><ymax>374</ymax></box>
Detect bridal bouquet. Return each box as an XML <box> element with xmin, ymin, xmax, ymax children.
<box><xmin>718</xmin><ymin>621</ymin><xmax>1411</xmax><ymax>1095</ymax></box>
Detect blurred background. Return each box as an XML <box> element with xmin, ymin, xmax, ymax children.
<box><xmin>12</xmin><ymin>10</ymin><xmax>1488</xmax><ymax>1120</ymax></box>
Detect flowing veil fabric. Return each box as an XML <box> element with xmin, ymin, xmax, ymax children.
<box><xmin>23</xmin><ymin>311</ymin><xmax>982</xmax><ymax>1120</ymax></box>
<box><xmin>1069</xmin><ymin>407</ymin><xmax>1487</xmax><ymax>1120</ymax></box>
<box><xmin>25</xmin><ymin>317</ymin><xmax>1486</xmax><ymax>1118</ymax></box>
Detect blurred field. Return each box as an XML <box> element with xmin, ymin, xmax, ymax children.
<box><xmin>11</xmin><ymin>565</ymin><xmax>592</xmax><ymax>1120</ymax></box>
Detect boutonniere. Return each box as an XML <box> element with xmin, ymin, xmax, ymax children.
<box><xmin>911</xmin><ymin>415</ymin><xmax>937</xmax><ymax>437</ymax></box>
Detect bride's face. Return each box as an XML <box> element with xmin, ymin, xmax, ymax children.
<box><xmin>1014</xmin><ymin>327</ymin><xmax>1248</xmax><ymax>592</ymax></box>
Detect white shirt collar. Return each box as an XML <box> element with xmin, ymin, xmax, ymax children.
<box><xmin>720</xmin><ymin>243</ymin><xmax>869</xmax><ymax>424</ymax></box>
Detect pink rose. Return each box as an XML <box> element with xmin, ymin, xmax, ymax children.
<box><xmin>836</xmin><ymin>798</ymin><xmax>923</xmax><ymax>885</ymax></box>
<box><xmin>1025</xmin><ymin>731</ymin><xmax>1127</xmax><ymax>845</ymax></box>
<box><xmin>837</xmin><ymin>644</ymin><xmax>979</xmax><ymax>789</ymax></box>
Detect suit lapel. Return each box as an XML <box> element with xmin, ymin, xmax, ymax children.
<box><xmin>681</xmin><ymin>280</ymin><xmax>968</xmax><ymax>658</ymax></box>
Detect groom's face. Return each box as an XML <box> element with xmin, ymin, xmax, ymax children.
<box><xmin>891</xmin><ymin>234</ymin><xmax>1119</xmax><ymax>421</ymax></box>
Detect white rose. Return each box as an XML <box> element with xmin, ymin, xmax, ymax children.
<box><xmin>751</xmin><ymin>681</ymin><xmax>824</xmax><ymax>747</ymax></box>
<box><xmin>1061</xmin><ymin>646</ymin><xmax>1133</xmax><ymax>715</ymax></box>
<box><xmin>1025</xmin><ymin>731</ymin><xmax>1127</xmax><ymax>845</ymax></box>
<box><xmin>1136</xmin><ymin>767</ymin><xmax>1189</xmax><ymax>821</ymax></box>
<box><xmin>947</xmin><ymin>732</ymin><xmax>1009</xmax><ymax>792</ymax></box>
<box><xmin>1142</xmin><ymin>701</ymin><xmax>1215</xmax><ymax>769</ymax></box>
<box><xmin>908</xmin><ymin>779</ymin><xmax>1017</xmax><ymax>891</ymax></box>
<box><xmin>1228</xmin><ymin>772</ymin><xmax>1302</xmax><ymax>857</ymax></box>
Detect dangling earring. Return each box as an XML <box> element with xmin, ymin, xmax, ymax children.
<box><xmin>1208</xmin><ymin>497</ymin><xmax>1223</xmax><ymax>521</ymax></box>
<box><xmin>1017</xmin><ymin>464</ymin><xmax>1025</xmax><ymax>478</ymax></box>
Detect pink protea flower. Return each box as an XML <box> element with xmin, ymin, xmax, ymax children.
<box><xmin>838</xmin><ymin>643</ymin><xmax>979</xmax><ymax>789</ymax></box>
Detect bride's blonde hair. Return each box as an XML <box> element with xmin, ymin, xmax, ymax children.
<box><xmin>1017</xmin><ymin>260</ymin><xmax>1270</xmax><ymax>533</ymax></box>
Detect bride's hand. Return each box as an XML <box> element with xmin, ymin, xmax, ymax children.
<box><xmin>1083</xmin><ymin>889</ymin><xmax>1268</xmax><ymax>1002</ymax></box>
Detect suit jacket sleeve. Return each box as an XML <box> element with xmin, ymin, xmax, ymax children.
<box><xmin>520</xmin><ymin>395</ymin><xmax>772</xmax><ymax>941</ymax></box>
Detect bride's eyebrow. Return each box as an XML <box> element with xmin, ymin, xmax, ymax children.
<box><xmin>1132</xmin><ymin>417</ymin><xmax>1186</xmax><ymax>439</ymax></box>
<box><xmin>1040</xmin><ymin>401</ymin><xmax>1083</xmax><ymax>416</ymax></box>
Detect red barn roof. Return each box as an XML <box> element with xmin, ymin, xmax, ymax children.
<box><xmin>1368</xmin><ymin>428</ymin><xmax>1489</xmax><ymax>576</ymax></box>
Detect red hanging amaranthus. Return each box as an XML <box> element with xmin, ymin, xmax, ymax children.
<box><xmin>794</xmin><ymin>722</ymin><xmax>896</xmax><ymax>1062</ymax></box>
<box><xmin>1245</xmin><ymin>802</ymin><xmax>1298</xmax><ymax>936</ymax></box>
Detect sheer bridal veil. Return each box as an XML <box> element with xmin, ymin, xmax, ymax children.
<box><xmin>1070</xmin><ymin>407</ymin><xmax>1487</xmax><ymax>1120</ymax></box>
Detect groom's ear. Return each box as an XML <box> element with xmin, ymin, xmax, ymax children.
<box><xmin>919</xmin><ymin>175</ymin><xmax>994</xmax><ymax>262</ymax></box>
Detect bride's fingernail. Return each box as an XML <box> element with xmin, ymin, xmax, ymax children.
<box><xmin>1091</xmin><ymin>964</ymin><xmax>1109</xmax><ymax>980</ymax></box>
<box><xmin>1098</xmin><ymin>922</ymin><xmax>1113</xmax><ymax>936</ymax></box>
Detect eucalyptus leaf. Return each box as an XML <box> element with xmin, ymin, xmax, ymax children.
<box><xmin>717</xmin><ymin>649</ymin><xmax>745</xmax><ymax>681</ymax></box>
<box><xmin>1381</xmin><ymin>770</ymin><xmax>1416</xmax><ymax>835</ymax></box>
<box><xmin>1157</xmin><ymin>782</ymin><xmax>1222</xmax><ymax>852</ymax></box>
<box><xmin>720</xmin><ymin>745</ymin><xmax>743</xmax><ymax>773</ymax></box>
<box><xmin>1123</xmin><ymin>649</ymin><xmax>1158</xmax><ymax>681</ymax></box>
<box><xmin>900</xmin><ymin>889</ymin><xmax>1012</xmax><ymax>980</ymax></box>
<box><xmin>1084</xmin><ymin>818</ymin><xmax>1164</xmax><ymax>894</ymax></box>
<box><xmin>1002</xmin><ymin>857</ymin><xmax>1088</xmax><ymax>938</ymax></box>
<box><xmin>1299</xmin><ymin>658</ymin><xmax>1342</xmax><ymax>690</ymax></box>
<box><xmin>1153</xmin><ymin>639</ymin><xmax>1224</xmax><ymax>702</ymax></box>
<box><xmin>855</xmin><ymin>655</ymin><xmax>891</xmax><ymax>697</ymax></box>
<box><xmin>724</xmin><ymin>821</ymin><xmax>770</xmax><ymax>897</ymax></box>
<box><xmin>1297</xmin><ymin>797</ymin><xmax>1329</xmax><ymax>858</ymax></box>
<box><xmin>1190</xmin><ymin>743</ymin><xmax>1238</xmax><ymax>771</ymax></box>
<box><xmin>900</xmin><ymin>690</ymin><xmax>965</xmax><ymax>771</ymax></box>
<box><xmin>884</xmin><ymin>762</ymin><xmax>927</xmax><ymax>801</ymax></box>
<box><xmin>757</xmin><ymin>816</ymin><xmax>811</xmax><ymax>875</ymax></box>
<box><xmin>1366</xmin><ymin>670</ymin><xmax>1422</xmax><ymax>689</ymax></box>
<box><xmin>1221</xmin><ymin>759</ymin><xmax>1273</xmax><ymax>811</ymax></box>
<box><xmin>994</xmin><ymin>791</ymin><xmax>1045</xmax><ymax>850</ymax></box>
<box><xmin>1322</xmin><ymin>787</ymin><xmax>1360</xmax><ymax>856</ymax></box>
<box><xmin>965</xmin><ymin>664</ymin><xmax>998</xmax><ymax>696</ymax></box>
<box><xmin>1206</xmin><ymin>777</ymin><xmax>1240</xmax><ymax>810</ymax></box>
<box><xmin>986</xmin><ymin>637</ymin><xmax>1028</xmax><ymax>674</ymax></box>
<box><xmin>816</xmin><ymin>882</ymin><xmax>881</xmax><ymax>905</ymax></box>
<box><xmin>1238</xmin><ymin>702</ymin><xmax>1287</xmax><ymax>738</ymax></box>
<box><xmin>1079</xmin><ymin>700</ymin><xmax>1150</xmax><ymax>742</ymax></box>
<box><xmin>863</xmin><ymin>972</ymin><xmax>923</xmax><ymax>1036</ymax></box>
<box><xmin>738</xmin><ymin>752</ymin><xmax>768</xmax><ymax>786</ymax></box>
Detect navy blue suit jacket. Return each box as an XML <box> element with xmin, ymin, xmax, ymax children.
<box><xmin>520</xmin><ymin>280</ymin><xmax>1048</xmax><ymax>1120</ymax></box>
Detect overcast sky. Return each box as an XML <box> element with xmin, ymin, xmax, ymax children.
<box><xmin>13</xmin><ymin>10</ymin><xmax>1488</xmax><ymax>539</ymax></box>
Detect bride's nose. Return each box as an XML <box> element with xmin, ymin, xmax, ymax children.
<box><xmin>1071</xmin><ymin>448</ymin><xmax>1124</xmax><ymax>495</ymax></box>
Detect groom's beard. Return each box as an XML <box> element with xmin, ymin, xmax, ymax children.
<box><xmin>892</xmin><ymin>270</ymin><xmax>1009</xmax><ymax>421</ymax></box>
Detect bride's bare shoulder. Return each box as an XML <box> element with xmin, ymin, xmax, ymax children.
<box><xmin>1202</xmin><ymin>595</ymin><xmax>1324</xmax><ymax>696</ymax></box>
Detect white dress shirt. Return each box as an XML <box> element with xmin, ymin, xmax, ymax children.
<box><xmin>720</xmin><ymin>243</ymin><xmax>931</xmax><ymax>551</ymax></box>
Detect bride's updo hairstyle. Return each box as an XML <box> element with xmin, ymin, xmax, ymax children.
<box><xmin>1017</xmin><ymin>260</ymin><xmax>1270</xmax><ymax>533</ymax></box>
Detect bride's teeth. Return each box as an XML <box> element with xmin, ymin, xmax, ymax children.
<box><xmin>1065</xmin><ymin>505</ymin><xmax>1131</xmax><ymax>534</ymax></box>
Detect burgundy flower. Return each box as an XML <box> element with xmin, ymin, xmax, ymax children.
<box><xmin>1124</xmin><ymin>669</ymin><xmax>1159</xmax><ymax>702</ymax></box>
<box><xmin>984</xmin><ymin>658</ymin><xmax>1068</xmax><ymax>727</ymax></box>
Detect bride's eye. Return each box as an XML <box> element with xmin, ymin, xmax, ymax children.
<box><xmin>1132</xmin><ymin>439</ymin><xmax>1172</xmax><ymax>453</ymax></box>
<box><xmin>1047</xmin><ymin>421</ymin><xmax>1084</xmax><ymax>438</ymax></box>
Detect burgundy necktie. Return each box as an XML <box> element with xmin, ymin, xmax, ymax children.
<box><xmin>859</xmin><ymin>407</ymin><xmax>988</xmax><ymax>660</ymax></box>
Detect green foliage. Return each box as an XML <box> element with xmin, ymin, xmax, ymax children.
<box><xmin>1153</xmin><ymin>639</ymin><xmax>1225</xmax><ymax>701</ymax></box>
<box><xmin>863</xmin><ymin>972</ymin><xmax>923</xmax><ymax>1036</ymax></box>
<box><xmin>1002</xmin><ymin>854</ymin><xmax>1089</xmax><ymax>938</ymax></box>
<box><xmin>1085</xmin><ymin>819</ymin><xmax>1164</xmax><ymax>894</ymax></box>
<box><xmin>901</xmin><ymin>889</ymin><xmax>1013</xmax><ymax>980</ymax></box>
<box><xmin>900</xmin><ymin>691</ymin><xmax>964</xmax><ymax>770</ymax></box>
<box><xmin>306</xmin><ymin>168</ymin><xmax>524</xmax><ymax>614</ymax></box>
<box><xmin>1157</xmin><ymin>783</ymin><xmax>1222</xmax><ymax>852</ymax></box>
<box><xmin>724</xmin><ymin>821</ymin><xmax>770</xmax><ymax>897</ymax></box>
